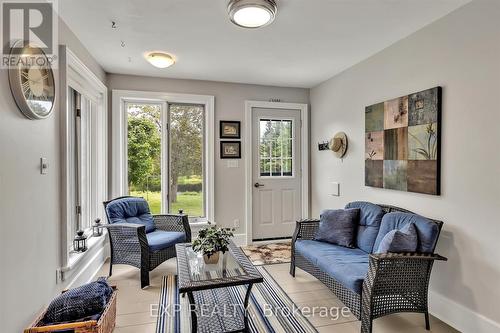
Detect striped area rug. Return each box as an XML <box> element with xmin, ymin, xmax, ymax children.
<box><xmin>156</xmin><ymin>266</ymin><xmax>317</xmax><ymax>333</ymax></box>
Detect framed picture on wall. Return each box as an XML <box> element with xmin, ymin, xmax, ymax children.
<box><xmin>220</xmin><ymin>120</ymin><xmax>241</xmax><ymax>139</ymax></box>
<box><xmin>220</xmin><ymin>141</ymin><xmax>241</xmax><ymax>159</ymax></box>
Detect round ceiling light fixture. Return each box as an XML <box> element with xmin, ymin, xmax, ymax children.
<box><xmin>228</xmin><ymin>0</ymin><xmax>277</xmax><ymax>28</ymax></box>
<box><xmin>145</xmin><ymin>52</ymin><xmax>175</xmax><ymax>68</ymax></box>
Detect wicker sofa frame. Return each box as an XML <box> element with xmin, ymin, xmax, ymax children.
<box><xmin>289</xmin><ymin>204</ymin><xmax>447</xmax><ymax>333</ymax></box>
<box><xmin>103</xmin><ymin>196</ymin><xmax>191</xmax><ymax>288</ymax></box>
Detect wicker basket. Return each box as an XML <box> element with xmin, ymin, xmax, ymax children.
<box><xmin>24</xmin><ymin>286</ymin><xmax>117</xmax><ymax>333</ymax></box>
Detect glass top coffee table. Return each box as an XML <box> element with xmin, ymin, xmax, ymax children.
<box><xmin>175</xmin><ymin>241</ymin><xmax>263</xmax><ymax>333</ymax></box>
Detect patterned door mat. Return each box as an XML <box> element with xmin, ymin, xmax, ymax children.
<box><xmin>241</xmin><ymin>242</ymin><xmax>291</xmax><ymax>266</ymax></box>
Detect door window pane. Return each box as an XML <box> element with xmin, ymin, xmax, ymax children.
<box><xmin>259</xmin><ymin>119</ymin><xmax>294</xmax><ymax>177</ymax></box>
<box><xmin>127</xmin><ymin>104</ymin><xmax>162</xmax><ymax>214</ymax></box>
<box><xmin>169</xmin><ymin>104</ymin><xmax>204</xmax><ymax>218</ymax></box>
<box><xmin>260</xmin><ymin>159</ymin><xmax>270</xmax><ymax>176</ymax></box>
<box><xmin>283</xmin><ymin>158</ymin><xmax>292</xmax><ymax>176</ymax></box>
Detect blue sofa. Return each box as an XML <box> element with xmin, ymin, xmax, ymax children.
<box><xmin>290</xmin><ymin>202</ymin><xmax>447</xmax><ymax>333</ymax></box>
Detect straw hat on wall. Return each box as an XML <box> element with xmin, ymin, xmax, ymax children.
<box><xmin>329</xmin><ymin>132</ymin><xmax>348</xmax><ymax>158</ymax></box>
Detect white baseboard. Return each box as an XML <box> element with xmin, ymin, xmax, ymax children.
<box><xmin>232</xmin><ymin>233</ymin><xmax>247</xmax><ymax>246</ymax></box>
<box><xmin>430</xmin><ymin>291</ymin><xmax>500</xmax><ymax>333</ymax></box>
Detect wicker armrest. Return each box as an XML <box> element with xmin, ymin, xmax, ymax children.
<box><xmin>292</xmin><ymin>218</ymin><xmax>320</xmax><ymax>243</ymax></box>
<box><xmin>103</xmin><ymin>223</ymin><xmax>145</xmax><ymax>229</ymax></box>
<box><xmin>369</xmin><ymin>252</ymin><xmax>448</xmax><ymax>262</ymax></box>
<box><xmin>153</xmin><ymin>214</ymin><xmax>191</xmax><ymax>242</ymax></box>
<box><xmin>297</xmin><ymin>218</ymin><xmax>321</xmax><ymax>224</ymax></box>
<box><xmin>363</xmin><ymin>251</ymin><xmax>447</xmax><ymax>303</ymax></box>
<box><xmin>104</xmin><ymin>223</ymin><xmax>148</xmax><ymax>255</ymax></box>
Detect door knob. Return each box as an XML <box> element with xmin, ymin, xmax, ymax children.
<box><xmin>254</xmin><ymin>182</ymin><xmax>264</xmax><ymax>188</ymax></box>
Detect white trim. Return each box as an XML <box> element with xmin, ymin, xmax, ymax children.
<box><xmin>430</xmin><ymin>291</ymin><xmax>500</xmax><ymax>333</ymax></box>
<box><xmin>65</xmin><ymin>245</ymin><xmax>108</xmax><ymax>289</ymax></box>
<box><xmin>244</xmin><ymin>101</ymin><xmax>309</xmax><ymax>246</ymax></box>
<box><xmin>111</xmin><ymin>89</ymin><xmax>215</xmax><ymax>222</ymax></box>
<box><xmin>231</xmin><ymin>234</ymin><xmax>248</xmax><ymax>247</ymax></box>
<box><xmin>59</xmin><ymin>45</ymin><xmax>108</xmax><ymax>273</ymax></box>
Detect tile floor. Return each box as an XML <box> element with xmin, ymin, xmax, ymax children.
<box><xmin>96</xmin><ymin>259</ymin><xmax>458</xmax><ymax>333</ymax></box>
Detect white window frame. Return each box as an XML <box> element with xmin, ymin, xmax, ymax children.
<box><xmin>60</xmin><ymin>46</ymin><xmax>108</xmax><ymax>271</ymax></box>
<box><xmin>111</xmin><ymin>90</ymin><xmax>215</xmax><ymax>224</ymax></box>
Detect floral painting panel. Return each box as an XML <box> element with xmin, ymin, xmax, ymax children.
<box><xmin>384</xmin><ymin>127</ymin><xmax>408</xmax><ymax>160</ymax></box>
<box><xmin>365</xmin><ymin>131</ymin><xmax>384</xmax><ymax>160</ymax></box>
<box><xmin>365</xmin><ymin>102</ymin><xmax>384</xmax><ymax>132</ymax></box>
<box><xmin>384</xmin><ymin>96</ymin><xmax>408</xmax><ymax>130</ymax></box>
<box><xmin>408</xmin><ymin>123</ymin><xmax>438</xmax><ymax>160</ymax></box>
<box><xmin>409</xmin><ymin>87</ymin><xmax>439</xmax><ymax>126</ymax></box>
<box><xmin>365</xmin><ymin>160</ymin><xmax>383</xmax><ymax>188</ymax></box>
<box><xmin>383</xmin><ymin>160</ymin><xmax>408</xmax><ymax>191</ymax></box>
<box><xmin>408</xmin><ymin>160</ymin><xmax>438</xmax><ymax>195</ymax></box>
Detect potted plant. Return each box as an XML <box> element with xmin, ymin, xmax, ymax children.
<box><xmin>192</xmin><ymin>223</ymin><xmax>235</xmax><ymax>264</ymax></box>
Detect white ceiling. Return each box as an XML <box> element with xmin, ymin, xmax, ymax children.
<box><xmin>59</xmin><ymin>0</ymin><xmax>470</xmax><ymax>88</ymax></box>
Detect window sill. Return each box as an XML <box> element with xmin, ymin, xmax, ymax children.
<box><xmin>62</xmin><ymin>233</ymin><xmax>106</xmax><ymax>274</ymax></box>
<box><xmin>189</xmin><ymin>220</ymin><xmax>211</xmax><ymax>229</ymax></box>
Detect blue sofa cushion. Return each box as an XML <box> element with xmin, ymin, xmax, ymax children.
<box><xmin>42</xmin><ymin>277</ymin><xmax>113</xmax><ymax>325</ymax></box>
<box><xmin>106</xmin><ymin>197</ymin><xmax>156</xmax><ymax>233</ymax></box>
<box><xmin>295</xmin><ymin>240</ymin><xmax>369</xmax><ymax>294</ymax></box>
<box><xmin>376</xmin><ymin>223</ymin><xmax>418</xmax><ymax>254</ymax></box>
<box><xmin>345</xmin><ymin>201</ymin><xmax>385</xmax><ymax>253</ymax></box>
<box><xmin>374</xmin><ymin>212</ymin><xmax>440</xmax><ymax>253</ymax></box>
<box><xmin>314</xmin><ymin>208</ymin><xmax>359</xmax><ymax>248</ymax></box>
<box><xmin>147</xmin><ymin>230</ymin><xmax>186</xmax><ymax>252</ymax></box>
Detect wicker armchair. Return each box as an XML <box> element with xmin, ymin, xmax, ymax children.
<box><xmin>103</xmin><ymin>196</ymin><xmax>191</xmax><ymax>288</ymax></box>
<box><xmin>290</xmin><ymin>204</ymin><xmax>447</xmax><ymax>333</ymax></box>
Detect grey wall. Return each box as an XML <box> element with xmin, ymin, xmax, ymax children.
<box><xmin>0</xmin><ymin>19</ymin><xmax>106</xmax><ymax>333</ymax></box>
<box><xmin>107</xmin><ymin>74</ymin><xmax>309</xmax><ymax>235</ymax></box>
<box><xmin>309</xmin><ymin>0</ymin><xmax>500</xmax><ymax>331</ymax></box>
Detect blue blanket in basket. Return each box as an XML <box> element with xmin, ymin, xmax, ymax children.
<box><xmin>41</xmin><ymin>277</ymin><xmax>113</xmax><ymax>327</ymax></box>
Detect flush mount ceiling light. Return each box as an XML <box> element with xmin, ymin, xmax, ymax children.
<box><xmin>145</xmin><ymin>52</ymin><xmax>175</xmax><ymax>68</ymax></box>
<box><xmin>228</xmin><ymin>0</ymin><xmax>277</xmax><ymax>28</ymax></box>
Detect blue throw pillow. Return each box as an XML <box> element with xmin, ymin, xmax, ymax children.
<box><xmin>42</xmin><ymin>277</ymin><xmax>113</xmax><ymax>325</ymax></box>
<box><xmin>376</xmin><ymin>223</ymin><xmax>418</xmax><ymax>254</ymax></box>
<box><xmin>314</xmin><ymin>208</ymin><xmax>360</xmax><ymax>248</ymax></box>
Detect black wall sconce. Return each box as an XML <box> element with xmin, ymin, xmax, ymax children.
<box><xmin>318</xmin><ymin>141</ymin><xmax>330</xmax><ymax>151</ymax></box>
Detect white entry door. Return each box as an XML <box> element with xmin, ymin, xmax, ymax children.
<box><xmin>252</xmin><ymin>108</ymin><xmax>302</xmax><ymax>240</ymax></box>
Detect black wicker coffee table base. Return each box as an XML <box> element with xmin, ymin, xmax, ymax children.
<box><xmin>176</xmin><ymin>241</ymin><xmax>263</xmax><ymax>333</ymax></box>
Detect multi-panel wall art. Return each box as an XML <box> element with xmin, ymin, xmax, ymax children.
<box><xmin>365</xmin><ymin>87</ymin><xmax>441</xmax><ymax>195</ymax></box>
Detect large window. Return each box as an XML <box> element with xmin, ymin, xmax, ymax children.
<box><xmin>68</xmin><ymin>86</ymin><xmax>104</xmax><ymax>249</ymax></box>
<box><xmin>61</xmin><ymin>47</ymin><xmax>108</xmax><ymax>271</ymax></box>
<box><xmin>126</xmin><ymin>102</ymin><xmax>205</xmax><ymax>218</ymax></box>
<box><xmin>168</xmin><ymin>103</ymin><xmax>204</xmax><ymax>217</ymax></box>
<box><xmin>127</xmin><ymin>103</ymin><xmax>163</xmax><ymax>213</ymax></box>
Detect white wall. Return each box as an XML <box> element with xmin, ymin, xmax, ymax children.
<box><xmin>106</xmin><ymin>74</ymin><xmax>309</xmax><ymax>238</ymax></box>
<box><xmin>0</xmin><ymin>19</ymin><xmax>106</xmax><ymax>333</ymax></box>
<box><xmin>309</xmin><ymin>0</ymin><xmax>500</xmax><ymax>331</ymax></box>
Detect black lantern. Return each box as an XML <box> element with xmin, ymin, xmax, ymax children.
<box><xmin>73</xmin><ymin>230</ymin><xmax>87</xmax><ymax>252</ymax></box>
<box><xmin>92</xmin><ymin>218</ymin><xmax>103</xmax><ymax>237</ymax></box>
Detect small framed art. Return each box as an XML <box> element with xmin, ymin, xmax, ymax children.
<box><xmin>220</xmin><ymin>141</ymin><xmax>241</xmax><ymax>159</ymax></box>
<box><xmin>220</xmin><ymin>121</ymin><xmax>241</xmax><ymax>139</ymax></box>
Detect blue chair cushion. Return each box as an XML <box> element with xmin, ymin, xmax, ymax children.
<box><xmin>106</xmin><ymin>197</ymin><xmax>156</xmax><ymax>233</ymax></box>
<box><xmin>374</xmin><ymin>212</ymin><xmax>440</xmax><ymax>253</ymax></box>
<box><xmin>314</xmin><ymin>208</ymin><xmax>359</xmax><ymax>248</ymax></box>
<box><xmin>147</xmin><ymin>230</ymin><xmax>186</xmax><ymax>252</ymax></box>
<box><xmin>376</xmin><ymin>223</ymin><xmax>418</xmax><ymax>254</ymax></box>
<box><xmin>345</xmin><ymin>201</ymin><xmax>386</xmax><ymax>253</ymax></box>
<box><xmin>42</xmin><ymin>277</ymin><xmax>113</xmax><ymax>325</ymax></box>
<box><xmin>295</xmin><ymin>240</ymin><xmax>369</xmax><ymax>294</ymax></box>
